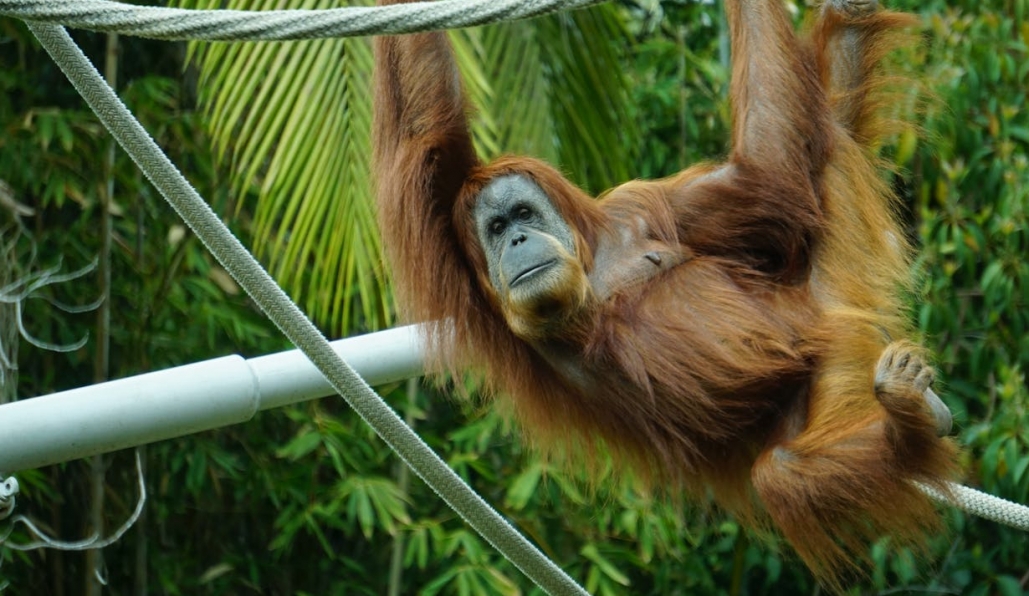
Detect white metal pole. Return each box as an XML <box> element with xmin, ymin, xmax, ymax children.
<box><xmin>0</xmin><ymin>325</ymin><xmax>425</xmax><ymax>472</ymax></box>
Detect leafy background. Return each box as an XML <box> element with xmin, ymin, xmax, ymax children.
<box><xmin>0</xmin><ymin>0</ymin><xmax>1027</xmax><ymax>594</ymax></box>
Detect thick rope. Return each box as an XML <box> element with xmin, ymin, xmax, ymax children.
<box><xmin>923</xmin><ymin>482</ymin><xmax>1029</xmax><ymax>532</ymax></box>
<box><xmin>25</xmin><ymin>22</ymin><xmax>589</xmax><ymax>596</ymax></box>
<box><xmin>1</xmin><ymin>0</ymin><xmax>606</xmax><ymax>41</ymax></box>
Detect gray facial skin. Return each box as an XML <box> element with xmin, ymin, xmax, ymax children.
<box><xmin>473</xmin><ymin>174</ymin><xmax>577</xmax><ymax>296</ymax></box>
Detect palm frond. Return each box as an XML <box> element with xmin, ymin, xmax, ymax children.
<box><xmin>176</xmin><ymin>0</ymin><xmax>387</xmax><ymax>335</ymax></box>
<box><xmin>480</xmin><ymin>5</ymin><xmax>636</xmax><ymax>192</ymax></box>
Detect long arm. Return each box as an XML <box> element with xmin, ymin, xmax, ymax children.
<box><xmin>818</xmin><ymin>0</ymin><xmax>877</xmax><ymax>131</ymax></box>
<box><xmin>373</xmin><ymin>1</ymin><xmax>480</xmax><ymax>326</ymax></box>
<box><xmin>726</xmin><ymin>0</ymin><xmax>831</xmax><ymax>177</ymax></box>
<box><xmin>813</xmin><ymin>0</ymin><xmax>918</xmax><ymax>144</ymax></box>
<box><xmin>669</xmin><ymin>0</ymin><xmax>830</xmax><ymax>282</ymax></box>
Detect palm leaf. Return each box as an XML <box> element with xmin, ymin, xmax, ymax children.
<box><xmin>479</xmin><ymin>6</ymin><xmax>636</xmax><ymax>192</ymax></box>
<box><xmin>176</xmin><ymin>0</ymin><xmax>388</xmax><ymax>335</ymax></box>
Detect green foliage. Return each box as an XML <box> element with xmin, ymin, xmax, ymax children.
<box><xmin>174</xmin><ymin>0</ymin><xmax>390</xmax><ymax>337</ymax></box>
<box><xmin>3</xmin><ymin>0</ymin><xmax>1029</xmax><ymax>594</ymax></box>
<box><xmin>898</xmin><ymin>0</ymin><xmax>1029</xmax><ymax>592</ymax></box>
<box><xmin>475</xmin><ymin>7</ymin><xmax>638</xmax><ymax>192</ymax></box>
<box><xmin>622</xmin><ymin>0</ymin><xmax>731</xmax><ymax>178</ymax></box>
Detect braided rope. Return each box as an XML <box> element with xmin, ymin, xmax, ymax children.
<box><xmin>0</xmin><ymin>0</ymin><xmax>606</xmax><ymax>41</ymax></box>
<box><xmin>922</xmin><ymin>482</ymin><xmax>1029</xmax><ymax>532</ymax></box>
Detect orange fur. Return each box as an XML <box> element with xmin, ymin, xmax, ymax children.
<box><xmin>372</xmin><ymin>0</ymin><xmax>958</xmax><ymax>587</ymax></box>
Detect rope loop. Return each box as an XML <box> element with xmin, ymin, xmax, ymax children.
<box><xmin>0</xmin><ymin>476</ymin><xmax>19</xmax><ymax>520</ymax></box>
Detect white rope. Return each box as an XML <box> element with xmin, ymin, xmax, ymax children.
<box><xmin>0</xmin><ymin>452</ymin><xmax>144</xmax><ymax>551</ymax></box>
<box><xmin>0</xmin><ymin>0</ymin><xmax>606</xmax><ymax>41</ymax></box>
<box><xmin>922</xmin><ymin>481</ymin><xmax>1029</xmax><ymax>532</ymax></box>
